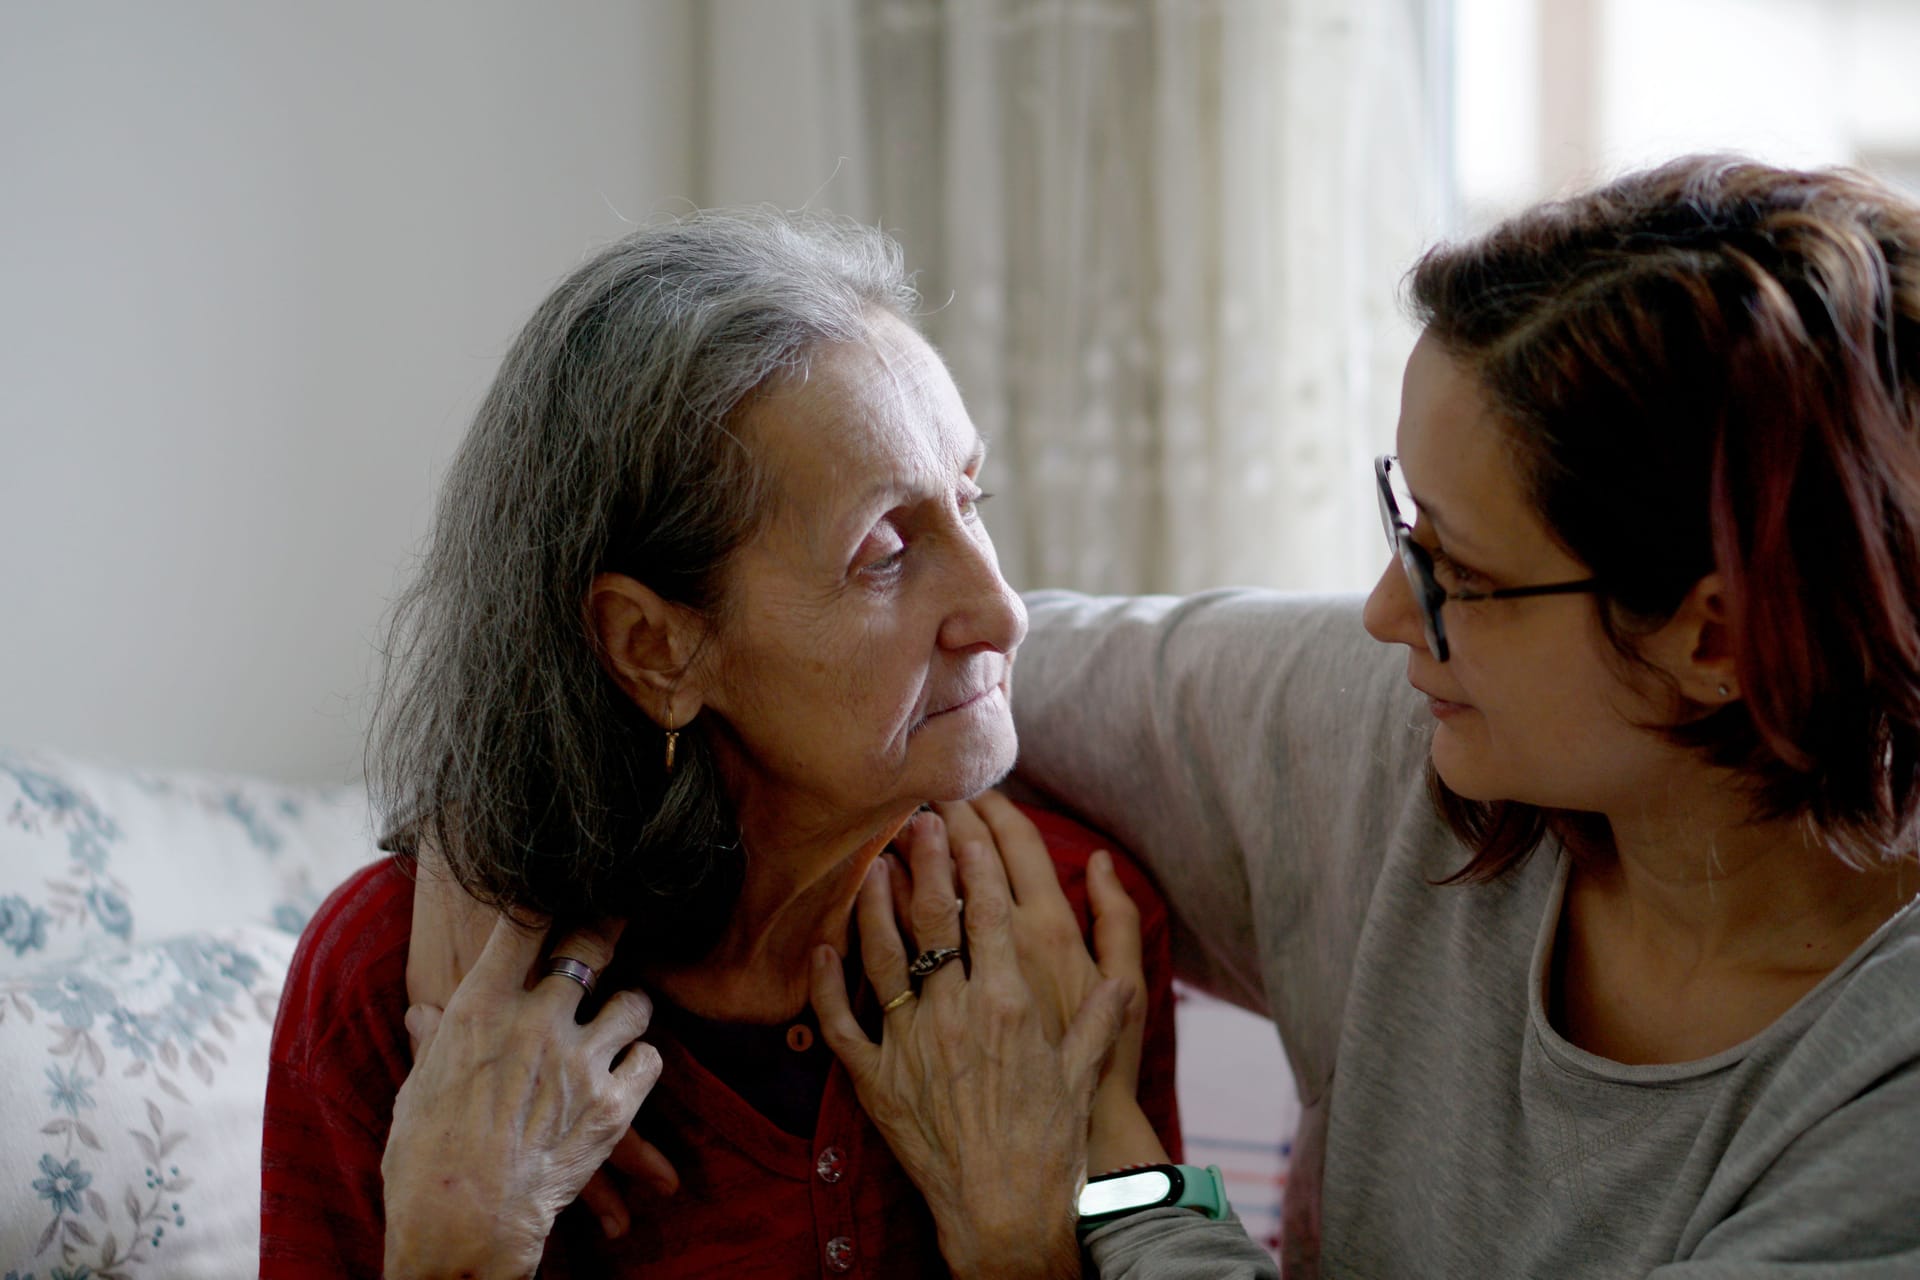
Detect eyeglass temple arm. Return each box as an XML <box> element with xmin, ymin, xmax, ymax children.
<box><xmin>1461</xmin><ymin>578</ymin><xmax>1603</xmax><ymax>603</ymax></box>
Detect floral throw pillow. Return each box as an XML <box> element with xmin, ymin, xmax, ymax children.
<box><xmin>0</xmin><ymin>750</ymin><xmax>380</xmax><ymax>1279</ymax></box>
<box><xmin>0</xmin><ymin>750</ymin><xmax>374</xmax><ymax>974</ymax></box>
<box><xmin>0</xmin><ymin>924</ymin><xmax>296</xmax><ymax>1279</ymax></box>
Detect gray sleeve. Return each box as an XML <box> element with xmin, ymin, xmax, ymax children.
<box><xmin>1083</xmin><ymin>1208</ymin><xmax>1279</xmax><ymax>1280</ymax></box>
<box><xmin>1010</xmin><ymin>589</ymin><xmax>1437</xmax><ymax>1104</ymax></box>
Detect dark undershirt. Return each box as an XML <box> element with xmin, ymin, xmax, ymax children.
<box><xmin>653</xmin><ymin>997</ymin><xmax>837</xmax><ymax>1136</ymax></box>
<box><xmin>645</xmin><ymin>947</ymin><xmax>875</xmax><ymax>1138</ymax></box>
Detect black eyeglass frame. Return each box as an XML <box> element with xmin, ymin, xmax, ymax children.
<box><xmin>1374</xmin><ymin>455</ymin><xmax>1601</xmax><ymax>662</ymax></box>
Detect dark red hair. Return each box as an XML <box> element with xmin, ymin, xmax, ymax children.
<box><xmin>1407</xmin><ymin>155</ymin><xmax>1920</xmax><ymax>879</ymax></box>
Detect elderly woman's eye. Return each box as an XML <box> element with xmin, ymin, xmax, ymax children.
<box><xmin>859</xmin><ymin>533</ymin><xmax>908</xmax><ymax>575</ymax></box>
<box><xmin>959</xmin><ymin>489</ymin><xmax>993</xmax><ymax>519</ymax></box>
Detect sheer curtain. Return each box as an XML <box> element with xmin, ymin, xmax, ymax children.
<box><xmin>852</xmin><ymin>0</ymin><xmax>1448</xmax><ymax>593</ymax></box>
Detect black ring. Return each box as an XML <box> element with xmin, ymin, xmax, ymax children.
<box><xmin>907</xmin><ymin>946</ymin><xmax>963</xmax><ymax>980</ymax></box>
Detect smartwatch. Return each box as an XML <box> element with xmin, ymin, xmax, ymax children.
<box><xmin>1075</xmin><ymin>1163</ymin><xmax>1230</xmax><ymax>1237</ymax></box>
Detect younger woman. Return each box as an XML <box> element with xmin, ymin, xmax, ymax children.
<box><xmin>824</xmin><ymin>156</ymin><xmax>1920</xmax><ymax>1276</ymax></box>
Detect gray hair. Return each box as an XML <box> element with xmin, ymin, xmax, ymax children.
<box><xmin>369</xmin><ymin>208</ymin><xmax>919</xmax><ymax>957</ymax></box>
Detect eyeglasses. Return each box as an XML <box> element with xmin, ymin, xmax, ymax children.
<box><xmin>1374</xmin><ymin>455</ymin><xmax>1601</xmax><ymax>662</ymax></box>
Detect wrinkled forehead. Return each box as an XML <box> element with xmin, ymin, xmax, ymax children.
<box><xmin>740</xmin><ymin>314</ymin><xmax>983</xmax><ymax>524</ymax></box>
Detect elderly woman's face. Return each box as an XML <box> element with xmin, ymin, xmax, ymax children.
<box><xmin>692</xmin><ymin>311</ymin><xmax>1026</xmax><ymax>834</ymax></box>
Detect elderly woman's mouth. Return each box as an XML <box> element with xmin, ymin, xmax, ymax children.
<box><xmin>912</xmin><ymin>683</ymin><xmax>1003</xmax><ymax>732</ymax></box>
<box><xmin>932</xmin><ymin>687</ymin><xmax>995</xmax><ymax>716</ymax></box>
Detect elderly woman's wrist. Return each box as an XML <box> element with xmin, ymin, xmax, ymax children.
<box><xmin>382</xmin><ymin>1235</ymin><xmax>537</xmax><ymax>1280</ymax></box>
<box><xmin>382</xmin><ymin>1250</ymin><xmax>534</xmax><ymax>1280</ymax></box>
<box><xmin>939</xmin><ymin>1217</ymin><xmax>1082</xmax><ymax>1280</ymax></box>
<box><xmin>382</xmin><ymin>1219</ymin><xmax>543</xmax><ymax>1280</ymax></box>
<box><xmin>381</xmin><ymin>1179</ymin><xmax>549</xmax><ymax>1280</ymax></box>
<box><xmin>930</xmin><ymin>1186</ymin><xmax>1083</xmax><ymax>1280</ymax></box>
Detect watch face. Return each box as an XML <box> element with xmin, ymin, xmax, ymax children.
<box><xmin>1078</xmin><ymin>1168</ymin><xmax>1175</xmax><ymax>1217</ymax></box>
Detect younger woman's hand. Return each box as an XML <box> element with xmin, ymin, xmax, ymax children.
<box><xmin>382</xmin><ymin>915</ymin><xmax>663</xmax><ymax>1279</ymax></box>
<box><xmin>936</xmin><ymin>797</ymin><xmax>1148</xmax><ymax>1076</ymax></box>
<box><xmin>811</xmin><ymin>833</ymin><xmax>1135</xmax><ymax>1280</ymax></box>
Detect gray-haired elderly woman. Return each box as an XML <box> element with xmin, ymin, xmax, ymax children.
<box><xmin>258</xmin><ymin>209</ymin><xmax>1182</xmax><ymax>1279</ymax></box>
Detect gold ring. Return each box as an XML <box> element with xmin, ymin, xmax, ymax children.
<box><xmin>881</xmin><ymin>987</ymin><xmax>917</xmax><ymax>1014</ymax></box>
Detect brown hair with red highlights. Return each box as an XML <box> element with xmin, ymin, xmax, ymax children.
<box><xmin>1407</xmin><ymin>155</ymin><xmax>1920</xmax><ymax>880</ymax></box>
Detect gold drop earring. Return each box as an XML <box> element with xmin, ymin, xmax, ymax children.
<box><xmin>663</xmin><ymin>702</ymin><xmax>680</xmax><ymax>774</ymax></box>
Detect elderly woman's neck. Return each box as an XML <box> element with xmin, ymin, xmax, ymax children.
<box><xmin>640</xmin><ymin>801</ymin><xmax>919</xmax><ymax>1023</ymax></box>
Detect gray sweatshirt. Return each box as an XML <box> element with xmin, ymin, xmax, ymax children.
<box><xmin>1012</xmin><ymin>591</ymin><xmax>1920</xmax><ymax>1279</ymax></box>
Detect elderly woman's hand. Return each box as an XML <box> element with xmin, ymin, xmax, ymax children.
<box><xmin>810</xmin><ymin>815</ymin><xmax>1138</xmax><ymax>1280</ymax></box>
<box><xmin>405</xmin><ymin>859</ymin><xmax>680</xmax><ymax>1240</ymax></box>
<box><xmin>381</xmin><ymin>914</ymin><xmax>663</xmax><ymax>1280</ymax></box>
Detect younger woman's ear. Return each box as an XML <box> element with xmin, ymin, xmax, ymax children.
<box><xmin>1647</xmin><ymin>572</ymin><xmax>1741</xmax><ymax>707</ymax></box>
<box><xmin>587</xmin><ymin>572</ymin><xmax>709</xmax><ymax>723</ymax></box>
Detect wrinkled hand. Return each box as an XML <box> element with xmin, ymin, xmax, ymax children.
<box><xmin>382</xmin><ymin>915</ymin><xmax>663</xmax><ymax>1279</ymax></box>
<box><xmin>811</xmin><ymin>825</ymin><xmax>1134</xmax><ymax>1280</ymax></box>
<box><xmin>405</xmin><ymin>862</ymin><xmax>679</xmax><ymax>1237</ymax></box>
<box><xmin>897</xmin><ymin>797</ymin><xmax>1164</xmax><ymax>1174</ymax></box>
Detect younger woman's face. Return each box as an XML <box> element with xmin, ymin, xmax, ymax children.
<box><xmin>1362</xmin><ymin>333</ymin><xmax>1678</xmax><ymax>814</ymax></box>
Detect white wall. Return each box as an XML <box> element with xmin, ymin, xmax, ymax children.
<box><xmin>1</xmin><ymin>2</ymin><xmax>695</xmax><ymax>782</ymax></box>
<box><xmin>700</xmin><ymin>0</ymin><xmax>872</xmax><ymax>216</ymax></box>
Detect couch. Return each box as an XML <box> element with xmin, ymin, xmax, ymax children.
<box><xmin>0</xmin><ymin>749</ymin><xmax>377</xmax><ymax>1280</ymax></box>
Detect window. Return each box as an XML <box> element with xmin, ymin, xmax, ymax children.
<box><xmin>1453</xmin><ymin>0</ymin><xmax>1920</xmax><ymax>234</ymax></box>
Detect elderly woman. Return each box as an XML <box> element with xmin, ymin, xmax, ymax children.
<box><xmin>828</xmin><ymin>156</ymin><xmax>1920</xmax><ymax>1276</ymax></box>
<box><xmin>257</xmin><ymin>210</ymin><xmax>1180</xmax><ymax>1278</ymax></box>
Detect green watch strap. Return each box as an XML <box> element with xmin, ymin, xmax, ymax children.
<box><xmin>1172</xmin><ymin>1163</ymin><xmax>1229</xmax><ymax>1218</ymax></box>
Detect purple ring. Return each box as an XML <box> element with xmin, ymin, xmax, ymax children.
<box><xmin>544</xmin><ymin>956</ymin><xmax>597</xmax><ymax>997</ymax></box>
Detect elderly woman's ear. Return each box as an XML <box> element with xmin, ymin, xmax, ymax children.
<box><xmin>588</xmin><ymin>572</ymin><xmax>711</xmax><ymax>722</ymax></box>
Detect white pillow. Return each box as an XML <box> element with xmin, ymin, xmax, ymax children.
<box><xmin>0</xmin><ymin>923</ymin><xmax>295</xmax><ymax>1279</ymax></box>
<box><xmin>0</xmin><ymin>749</ymin><xmax>377</xmax><ymax>974</ymax></box>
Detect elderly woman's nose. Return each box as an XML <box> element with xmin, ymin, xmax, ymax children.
<box><xmin>939</xmin><ymin>538</ymin><xmax>1027</xmax><ymax>653</ymax></box>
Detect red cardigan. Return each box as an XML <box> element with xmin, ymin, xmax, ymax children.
<box><xmin>260</xmin><ymin>805</ymin><xmax>1181</xmax><ymax>1278</ymax></box>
